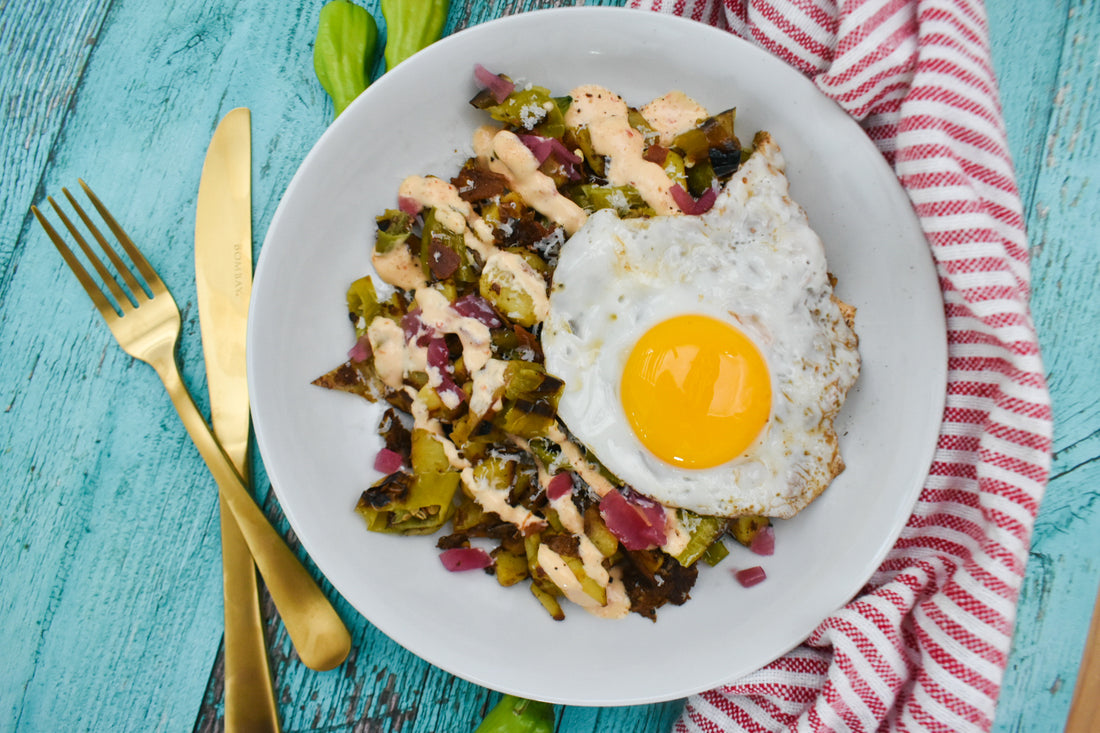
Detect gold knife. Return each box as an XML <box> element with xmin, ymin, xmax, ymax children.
<box><xmin>196</xmin><ymin>107</ymin><xmax>280</xmax><ymax>732</ymax></box>
<box><xmin>196</xmin><ymin>110</ymin><xmax>351</xmax><ymax>723</ymax></box>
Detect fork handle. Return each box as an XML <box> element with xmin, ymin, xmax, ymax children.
<box><xmin>151</xmin><ymin>356</ymin><xmax>352</xmax><ymax>672</ymax></box>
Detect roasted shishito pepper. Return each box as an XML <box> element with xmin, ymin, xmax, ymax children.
<box><xmin>474</xmin><ymin>695</ymin><xmax>555</xmax><ymax>733</ymax></box>
<box><xmin>380</xmin><ymin>0</ymin><xmax>450</xmax><ymax>70</ymax></box>
<box><xmin>313</xmin><ymin>0</ymin><xmax>379</xmax><ymax>117</ymax></box>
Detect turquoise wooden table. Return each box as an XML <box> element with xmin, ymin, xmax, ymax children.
<box><xmin>1</xmin><ymin>0</ymin><xmax>1096</xmax><ymax>730</ymax></box>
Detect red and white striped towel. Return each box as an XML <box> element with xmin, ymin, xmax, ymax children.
<box><xmin>627</xmin><ymin>0</ymin><xmax>1055</xmax><ymax>730</ymax></box>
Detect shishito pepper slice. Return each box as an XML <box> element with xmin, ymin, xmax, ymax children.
<box><xmin>475</xmin><ymin>695</ymin><xmax>555</xmax><ymax>733</ymax></box>
<box><xmin>346</xmin><ymin>275</ymin><xmax>381</xmax><ymax>334</ymax></box>
<box><xmin>472</xmin><ymin>85</ymin><xmax>569</xmax><ymax>139</ymax></box>
<box><xmin>355</xmin><ymin>429</ymin><xmax>462</xmax><ymax>534</ymax></box>
<box><xmin>381</xmin><ymin>0</ymin><xmax>449</xmax><ymax>71</ymax></box>
<box><xmin>673</xmin><ymin>510</ymin><xmax>730</xmax><ymax>567</ymax></box>
<box><xmin>356</xmin><ymin>469</ymin><xmax>459</xmax><ymax>534</ymax></box>
<box><xmin>313</xmin><ymin>0</ymin><xmax>379</xmax><ymax>117</ymax></box>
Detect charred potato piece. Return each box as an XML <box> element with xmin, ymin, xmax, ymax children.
<box><xmin>492</xmin><ymin>548</ymin><xmax>529</xmax><ymax>587</ymax></box>
<box><xmin>729</xmin><ymin>515</ymin><xmax>771</xmax><ymax>547</ymax></box>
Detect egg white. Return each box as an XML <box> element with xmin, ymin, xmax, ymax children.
<box><xmin>541</xmin><ymin>135</ymin><xmax>860</xmax><ymax>518</ymax></box>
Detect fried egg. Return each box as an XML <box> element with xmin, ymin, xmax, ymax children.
<box><xmin>541</xmin><ymin>134</ymin><xmax>860</xmax><ymax>519</ymax></box>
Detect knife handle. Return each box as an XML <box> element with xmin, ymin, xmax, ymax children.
<box><xmin>150</xmin><ymin>353</ymin><xmax>352</xmax><ymax>672</ymax></box>
<box><xmin>220</xmin><ymin>493</ymin><xmax>280</xmax><ymax>731</ymax></box>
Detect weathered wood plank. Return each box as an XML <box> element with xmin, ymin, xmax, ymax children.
<box><xmin>988</xmin><ymin>0</ymin><xmax>1100</xmax><ymax>730</ymax></box>
<box><xmin>0</xmin><ymin>0</ymin><xmax>112</xmax><ymax>296</ymax></box>
<box><xmin>984</xmin><ymin>1</ymin><xmax>1070</xmax><ymax>220</ymax></box>
<box><xmin>1</xmin><ymin>0</ymin><xmax>330</xmax><ymax>728</ymax></box>
<box><xmin>0</xmin><ymin>1</ymin><xmax>226</xmax><ymax>730</ymax></box>
<box><xmin>2</xmin><ymin>0</ymin><xmax>1095</xmax><ymax>731</ymax></box>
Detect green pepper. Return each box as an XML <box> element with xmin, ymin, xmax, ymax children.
<box><xmin>381</xmin><ymin>0</ymin><xmax>449</xmax><ymax>71</ymax></box>
<box><xmin>674</xmin><ymin>510</ymin><xmax>729</xmax><ymax>567</ymax></box>
<box><xmin>421</xmin><ymin>207</ymin><xmax>477</xmax><ymax>283</ymax></box>
<box><xmin>700</xmin><ymin>538</ymin><xmax>730</xmax><ymax>566</ymax></box>
<box><xmin>567</xmin><ymin>184</ymin><xmax>655</xmax><ymax>218</ymax></box>
<box><xmin>346</xmin><ymin>276</ymin><xmax>381</xmax><ymax>335</ymax></box>
<box><xmin>355</xmin><ymin>469</ymin><xmax>458</xmax><ymax>534</ymax></box>
<box><xmin>313</xmin><ymin>0</ymin><xmax>380</xmax><ymax>117</ymax></box>
<box><xmin>411</xmin><ymin>427</ymin><xmax>451</xmax><ymax>474</ymax></box>
<box><xmin>686</xmin><ymin>158</ymin><xmax>717</xmax><ymax>198</ymax></box>
<box><xmin>474</xmin><ymin>86</ymin><xmax>567</xmax><ymax>139</ymax></box>
<box><xmin>662</xmin><ymin>149</ymin><xmax>688</xmax><ymax>190</ymax></box>
<box><xmin>525</xmin><ymin>437</ymin><xmax>561</xmax><ymax>472</ymax></box>
<box><xmin>628</xmin><ymin>108</ymin><xmax>656</xmax><ymax>140</ymax></box>
<box><xmin>502</xmin><ymin>361</ymin><xmax>561</xmax><ymax>402</ymax></box>
<box><xmin>475</xmin><ymin>694</ymin><xmax>555</xmax><ymax>733</ymax></box>
<box><xmin>490</xmin><ymin>362</ymin><xmax>563</xmax><ymax>439</ymax></box>
<box><xmin>374</xmin><ymin>209</ymin><xmax>413</xmax><ymax>255</ymax></box>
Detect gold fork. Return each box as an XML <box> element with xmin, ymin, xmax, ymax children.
<box><xmin>31</xmin><ymin>180</ymin><xmax>351</xmax><ymax>672</ymax></box>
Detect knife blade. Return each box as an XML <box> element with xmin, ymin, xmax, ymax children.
<box><xmin>195</xmin><ymin>107</ymin><xmax>279</xmax><ymax>733</ymax></box>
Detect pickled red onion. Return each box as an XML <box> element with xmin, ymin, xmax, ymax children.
<box><xmin>373</xmin><ymin>448</ymin><xmax>404</xmax><ymax>474</ymax></box>
<box><xmin>670</xmin><ymin>184</ymin><xmax>718</xmax><ymax>215</ymax></box>
<box><xmin>440</xmin><ymin>547</ymin><xmax>494</xmax><ymax>572</ymax></box>
<box><xmin>546</xmin><ymin>472</ymin><xmax>573</xmax><ymax>501</ymax></box>
<box><xmin>599</xmin><ymin>489</ymin><xmax>666</xmax><ymax>550</ymax></box>
<box><xmin>749</xmin><ymin>525</ymin><xmax>775</xmax><ymax>556</ymax></box>
<box><xmin>347</xmin><ymin>334</ymin><xmax>372</xmax><ymax>362</ymax></box>
<box><xmin>473</xmin><ymin>64</ymin><xmax>514</xmax><ymax>104</ymax></box>
<box><xmin>735</xmin><ymin>566</ymin><xmax>767</xmax><ymax>587</ymax></box>
<box><xmin>452</xmin><ymin>293</ymin><xmax>503</xmax><ymax>328</ymax></box>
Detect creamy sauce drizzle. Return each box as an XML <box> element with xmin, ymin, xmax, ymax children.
<box><xmin>460</xmin><ymin>466</ymin><xmax>545</xmax><ymax>533</ymax></box>
<box><xmin>415</xmin><ymin>288</ymin><xmax>492</xmax><ymax>373</ymax></box>
<box><xmin>482</xmin><ymin>129</ymin><xmax>587</xmax><ymax>235</ymax></box>
<box><xmin>537</xmin><ymin>545</ymin><xmax>630</xmax><ymax>618</ymax></box>
<box><xmin>639</xmin><ymin>91</ymin><xmax>708</xmax><ymax>147</ymax></box>
<box><xmin>542</xmin><ymin>426</ymin><xmax>690</xmax><ymax>555</ymax></box>
<box><xmin>469</xmin><ymin>358</ymin><xmax>507</xmax><ymax>417</ymax></box>
<box><xmin>528</xmin><ymin>457</ymin><xmax>611</xmax><ymax>579</ymax></box>
<box><xmin>549</xmin><ymin>492</ymin><xmax>610</xmax><ymax>579</ymax></box>
<box><xmin>369</xmin><ymin>286</ymin><xmax>502</xmax><ymax>454</ymax></box>
<box><xmin>396</xmin><ymin>172</ymin><xmax>552</xmax><ymax>328</ymax></box>
<box><xmin>367</xmin><ymin>317</ymin><xmax>408</xmax><ymax>390</ymax></box>
<box><xmin>566</xmin><ymin>84</ymin><xmax>681</xmax><ymax>216</ymax></box>
<box><xmin>480</xmin><ymin>250</ymin><xmax>551</xmax><ymax>325</ymax></box>
<box><xmin>398</xmin><ymin>175</ymin><xmax>470</xmax><ymax>235</ymax></box>
<box><xmin>507</xmin><ymin>435</ymin><xmax>627</xmax><ymax>617</ymax></box>
<box><xmin>372</xmin><ymin>246</ymin><xmax>427</xmax><ymax>291</ymax></box>
<box><xmin>661</xmin><ymin>513</ymin><xmax>691</xmax><ymax>556</ymax></box>
<box><xmin>398</xmin><ymin>174</ymin><xmax>497</xmax><ymax>261</ymax></box>
<box><xmin>545</xmin><ymin>424</ymin><xmax>616</xmax><ymax>498</ymax></box>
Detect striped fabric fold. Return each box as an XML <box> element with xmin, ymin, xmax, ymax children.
<box><xmin>627</xmin><ymin>0</ymin><xmax>1055</xmax><ymax>730</ymax></box>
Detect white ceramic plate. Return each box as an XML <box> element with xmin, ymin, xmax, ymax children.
<box><xmin>249</xmin><ymin>7</ymin><xmax>946</xmax><ymax>706</ymax></box>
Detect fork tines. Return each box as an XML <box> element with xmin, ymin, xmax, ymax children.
<box><xmin>31</xmin><ymin>180</ymin><xmax>162</xmax><ymax>319</ymax></box>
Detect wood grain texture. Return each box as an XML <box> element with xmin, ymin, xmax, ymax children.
<box><xmin>0</xmin><ymin>0</ymin><xmax>110</xmax><ymax>297</ymax></box>
<box><xmin>2</xmin><ymin>0</ymin><xmax>327</xmax><ymax>729</ymax></box>
<box><xmin>987</xmin><ymin>1</ymin><xmax>1100</xmax><ymax>731</ymax></box>
<box><xmin>1</xmin><ymin>0</ymin><xmax>1095</xmax><ymax>731</ymax></box>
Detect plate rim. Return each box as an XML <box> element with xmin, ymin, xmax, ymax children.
<box><xmin>249</xmin><ymin>5</ymin><xmax>947</xmax><ymax>706</ymax></box>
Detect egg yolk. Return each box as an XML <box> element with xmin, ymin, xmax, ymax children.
<box><xmin>620</xmin><ymin>314</ymin><xmax>772</xmax><ymax>469</ymax></box>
